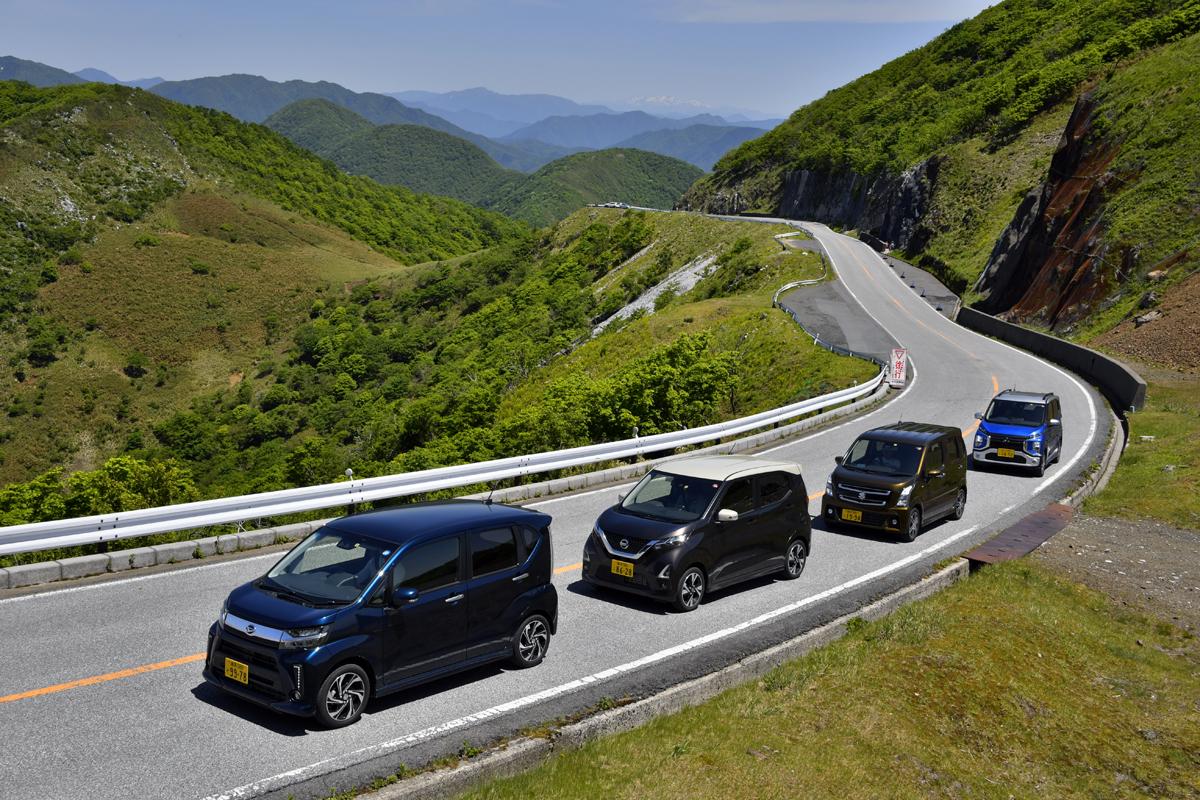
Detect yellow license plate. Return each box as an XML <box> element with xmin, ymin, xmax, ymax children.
<box><xmin>997</xmin><ymin>447</ymin><xmax>1016</xmax><ymax>458</ymax></box>
<box><xmin>224</xmin><ymin>657</ymin><xmax>249</xmax><ymax>685</ymax></box>
<box><xmin>611</xmin><ymin>559</ymin><xmax>635</xmax><ymax>578</ymax></box>
<box><xmin>841</xmin><ymin>509</ymin><xmax>863</xmax><ymax>522</ymax></box>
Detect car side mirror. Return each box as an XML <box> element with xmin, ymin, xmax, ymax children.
<box><xmin>925</xmin><ymin>468</ymin><xmax>945</xmax><ymax>479</ymax></box>
<box><xmin>391</xmin><ymin>586</ymin><xmax>419</xmax><ymax>607</ymax></box>
<box><xmin>716</xmin><ymin>508</ymin><xmax>739</xmax><ymax>523</ymax></box>
<box><xmin>834</xmin><ymin>455</ymin><xmax>843</xmax><ymax>465</ymax></box>
<box><xmin>973</xmin><ymin>411</ymin><xmax>983</xmax><ymax>420</ymax></box>
<box><xmin>617</xmin><ymin>493</ymin><xmax>627</xmax><ymax>503</ymax></box>
<box><xmin>1049</xmin><ymin>418</ymin><xmax>1061</xmax><ymax>427</ymax></box>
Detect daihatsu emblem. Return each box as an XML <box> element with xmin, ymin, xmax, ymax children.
<box><xmin>245</xmin><ymin>624</ymin><xmax>256</xmax><ymax>635</ymax></box>
<box><xmin>620</xmin><ymin>539</ymin><xmax>630</xmax><ymax>550</ymax></box>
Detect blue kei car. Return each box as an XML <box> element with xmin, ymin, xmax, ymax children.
<box><xmin>971</xmin><ymin>389</ymin><xmax>1063</xmax><ymax>477</ymax></box>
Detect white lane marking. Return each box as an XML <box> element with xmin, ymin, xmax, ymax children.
<box><xmin>0</xmin><ymin>552</ymin><xmax>281</xmax><ymax>606</ymax></box>
<box><xmin>202</xmin><ymin>522</ymin><xmax>980</xmax><ymax>800</ymax></box>
<box><xmin>525</xmin><ymin>482</ymin><xmax>635</xmax><ymax>507</ymax></box>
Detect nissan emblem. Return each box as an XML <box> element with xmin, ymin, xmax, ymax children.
<box><xmin>619</xmin><ymin>538</ymin><xmax>630</xmax><ymax>550</ymax></box>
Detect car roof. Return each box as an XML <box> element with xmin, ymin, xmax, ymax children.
<box><xmin>325</xmin><ymin>500</ymin><xmax>550</xmax><ymax>546</ymax></box>
<box><xmin>860</xmin><ymin>421</ymin><xmax>960</xmax><ymax>444</ymax></box>
<box><xmin>654</xmin><ymin>454</ymin><xmax>801</xmax><ymax>481</ymax></box>
<box><xmin>993</xmin><ymin>389</ymin><xmax>1056</xmax><ymax>404</ymax></box>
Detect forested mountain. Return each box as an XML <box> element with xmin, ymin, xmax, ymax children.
<box><xmin>149</xmin><ymin>73</ymin><xmax>570</xmax><ymax>171</ymax></box>
<box><xmin>505</xmin><ymin>110</ymin><xmax>731</xmax><ymax>149</ymax></box>
<box><xmin>683</xmin><ymin>0</ymin><xmax>1200</xmax><ymax>335</ymax></box>
<box><xmin>392</xmin><ymin>87</ymin><xmax>613</xmax><ymax>137</ymax></box>
<box><xmin>265</xmin><ymin>100</ymin><xmax>700</xmax><ymax>224</ymax></box>
<box><xmin>614</xmin><ymin>124</ymin><xmax>763</xmax><ymax>170</ymax></box>
<box><xmin>0</xmin><ymin>55</ymin><xmax>83</xmax><ymax>87</ymax></box>
<box><xmin>0</xmin><ymin>81</ymin><xmax>522</xmax><ymax>484</ymax></box>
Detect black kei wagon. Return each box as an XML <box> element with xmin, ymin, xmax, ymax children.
<box><xmin>204</xmin><ymin>500</ymin><xmax>557</xmax><ymax>727</ymax></box>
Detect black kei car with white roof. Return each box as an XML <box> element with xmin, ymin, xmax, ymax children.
<box><xmin>582</xmin><ymin>455</ymin><xmax>811</xmax><ymax>612</ymax></box>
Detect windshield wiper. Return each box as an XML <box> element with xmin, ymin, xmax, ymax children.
<box><xmin>256</xmin><ymin>578</ymin><xmax>316</xmax><ymax>607</ymax></box>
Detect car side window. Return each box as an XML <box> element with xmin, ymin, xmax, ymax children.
<box><xmin>928</xmin><ymin>443</ymin><xmax>943</xmax><ymax>471</ymax></box>
<box><xmin>1051</xmin><ymin>399</ymin><xmax>1061</xmax><ymax>420</ymax></box>
<box><xmin>722</xmin><ymin>479</ymin><xmax>754</xmax><ymax>514</ymax></box>
<box><xmin>520</xmin><ymin>526</ymin><xmax>539</xmax><ymax>555</ymax></box>
<box><xmin>392</xmin><ymin>537</ymin><xmax>460</xmax><ymax>592</ymax></box>
<box><xmin>951</xmin><ymin>435</ymin><xmax>964</xmax><ymax>459</ymax></box>
<box><xmin>758</xmin><ymin>473</ymin><xmax>791</xmax><ymax>507</ymax></box>
<box><xmin>470</xmin><ymin>527</ymin><xmax>520</xmax><ymax>576</ymax></box>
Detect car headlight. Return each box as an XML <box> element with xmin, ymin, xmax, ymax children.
<box><xmin>652</xmin><ymin>533</ymin><xmax>687</xmax><ymax>550</ymax></box>
<box><xmin>897</xmin><ymin>484</ymin><xmax>914</xmax><ymax>507</ymax></box>
<box><xmin>279</xmin><ymin>625</ymin><xmax>330</xmax><ymax>650</ymax></box>
<box><xmin>1026</xmin><ymin>434</ymin><xmax>1042</xmax><ymax>455</ymax></box>
<box><xmin>218</xmin><ymin>602</ymin><xmax>228</xmax><ymax>628</ymax></box>
<box><xmin>973</xmin><ymin>431</ymin><xmax>987</xmax><ymax>450</ymax></box>
<box><xmin>825</xmin><ymin>476</ymin><xmax>833</xmax><ymax>495</ymax></box>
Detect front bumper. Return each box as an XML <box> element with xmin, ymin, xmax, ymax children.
<box><xmin>581</xmin><ymin>537</ymin><xmax>675</xmax><ymax>601</ymax></box>
<box><xmin>820</xmin><ymin>497</ymin><xmax>913</xmax><ymax>534</ymax></box>
<box><xmin>203</xmin><ymin>623</ymin><xmax>315</xmax><ymax>717</ymax></box>
<box><xmin>973</xmin><ymin>444</ymin><xmax>1040</xmax><ymax>468</ymax></box>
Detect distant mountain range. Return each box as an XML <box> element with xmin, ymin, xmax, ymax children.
<box><xmin>0</xmin><ymin>55</ymin><xmax>83</xmax><ymax>87</ymax></box>
<box><xmin>264</xmin><ymin>99</ymin><xmax>702</xmax><ymax>225</ymax></box>
<box><xmin>613</xmin><ymin>124</ymin><xmax>764</xmax><ymax>171</ymax></box>
<box><xmin>392</xmin><ymin>87</ymin><xmax>613</xmax><ymax>137</ymax></box>
<box><xmin>74</xmin><ymin>68</ymin><xmax>163</xmax><ymax>89</ymax></box>
<box><xmin>503</xmin><ymin>110</ymin><xmax>734</xmax><ymax>150</ymax></box>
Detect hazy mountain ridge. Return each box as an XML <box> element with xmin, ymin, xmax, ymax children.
<box><xmin>614</xmin><ymin>124</ymin><xmax>764</xmax><ymax>171</ymax></box>
<box><xmin>0</xmin><ymin>55</ymin><xmax>84</xmax><ymax>87</ymax></box>
<box><xmin>505</xmin><ymin>110</ymin><xmax>732</xmax><ymax>149</ymax></box>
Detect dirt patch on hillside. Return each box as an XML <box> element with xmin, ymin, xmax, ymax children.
<box><xmin>1094</xmin><ymin>270</ymin><xmax>1200</xmax><ymax>371</ymax></box>
<box><xmin>1036</xmin><ymin>514</ymin><xmax>1200</xmax><ymax>633</ymax></box>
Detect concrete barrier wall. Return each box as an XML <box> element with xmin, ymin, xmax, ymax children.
<box><xmin>958</xmin><ymin>307</ymin><xmax>1146</xmax><ymax>412</ymax></box>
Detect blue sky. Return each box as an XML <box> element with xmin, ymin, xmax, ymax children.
<box><xmin>2</xmin><ymin>0</ymin><xmax>995</xmax><ymax>116</ymax></box>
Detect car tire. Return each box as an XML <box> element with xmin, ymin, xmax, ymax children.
<box><xmin>315</xmin><ymin>663</ymin><xmax>370</xmax><ymax>728</ymax></box>
<box><xmin>1034</xmin><ymin>454</ymin><xmax>1046</xmax><ymax>477</ymax></box>
<box><xmin>672</xmin><ymin>566</ymin><xmax>706</xmax><ymax>612</ymax></box>
<box><xmin>782</xmin><ymin>538</ymin><xmax>807</xmax><ymax>580</ymax></box>
<box><xmin>509</xmin><ymin>614</ymin><xmax>551</xmax><ymax>669</ymax></box>
<box><xmin>903</xmin><ymin>507</ymin><xmax>922</xmax><ymax>543</ymax></box>
<box><xmin>951</xmin><ymin>488</ymin><xmax>967</xmax><ymax>520</ymax></box>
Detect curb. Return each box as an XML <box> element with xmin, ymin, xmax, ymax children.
<box><xmin>1063</xmin><ymin>404</ymin><xmax>1124</xmax><ymax>507</ymax></box>
<box><xmin>0</xmin><ymin>384</ymin><xmax>892</xmax><ymax>593</ymax></box>
<box><xmin>363</xmin><ymin>559</ymin><xmax>969</xmax><ymax>800</ymax></box>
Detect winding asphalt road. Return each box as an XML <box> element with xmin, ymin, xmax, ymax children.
<box><xmin>0</xmin><ymin>222</ymin><xmax>1109</xmax><ymax>800</ymax></box>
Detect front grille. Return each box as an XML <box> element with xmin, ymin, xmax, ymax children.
<box><xmin>836</xmin><ymin>482</ymin><xmax>890</xmax><ymax>507</ymax></box>
<box><xmin>601</xmin><ymin>532</ymin><xmax>652</xmax><ymax>555</ymax></box>
<box><xmin>212</xmin><ymin>632</ymin><xmax>288</xmax><ymax>702</ymax></box>
<box><xmin>990</xmin><ymin>435</ymin><xmax>1028</xmax><ymax>451</ymax></box>
<box><xmin>220</xmin><ymin>637</ymin><xmax>278</xmax><ymax>670</ymax></box>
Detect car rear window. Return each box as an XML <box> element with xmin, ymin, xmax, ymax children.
<box><xmin>470</xmin><ymin>527</ymin><xmax>519</xmax><ymax>576</ymax></box>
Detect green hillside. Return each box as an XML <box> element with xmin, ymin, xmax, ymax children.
<box><xmin>0</xmin><ymin>81</ymin><xmax>522</xmax><ymax>483</ymax></box>
<box><xmin>684</xmin><ymin>0</ymin><xmax>1200</xmax><ymax>322</ymax></box>
<box><xmin>150</xmin><ymin>73</ymin><xmax>571</xmax><ymax>172</ymax></box>
<box><xmin>491</xmin><ymin>149</ymin><xmax>703</xmax><ymax>227</ymax></box>
<box><xmin>265</xmin><ymin>99</ymin><xmax>520</xmax><ymax>204</ymax></box>
<box><xmin>0</xmin><ymin>56</ymin><xmax>83</xmax><ymax>87</ymax></box>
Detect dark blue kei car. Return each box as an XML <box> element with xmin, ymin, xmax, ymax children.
<box><xmin>204</xmin><ymin>501</ymin><xmax>557</xmax><ymax>727</ymax></box>
<box><xmin>972</xmin><ymin>389</ymin><xmax>1063</xmax><ymax>476</ymax></box>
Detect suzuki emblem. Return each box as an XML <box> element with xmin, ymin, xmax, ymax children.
<box><xmin>619</xmin><ymin>539</ymin><xmax>630</xmax><ymax>550</ymax></box>
<box><xmin>858</xmin><ymin>491</ymin><xmax>866</xmax><ymax>500</ymax></box>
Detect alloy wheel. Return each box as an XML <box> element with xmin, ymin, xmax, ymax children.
<box><xmin>517</xmin><ymin>617</ymin><xmax>549</xmax><ymax>664</ymax></box>
<box><xmin>785</xmin><ymin>540</ymin><xmax>807</xmax><ymax>579</ymax></box>
<box><xmin>677</xmin><ymin>568</ymin><xmax>705</xmax><ymax>611</ymax></box>
<box><xmin>952</xmin><ymin>489</ymin><xmax>966</xmax><ymax>520</ymax></box>
<box><xmin>905</xmin><ymin>508</ymin><xmax>922</xmax><ymax>542</ymax></box>
<box><xmin>325</xmin><ymin>671</ymin><xmax>366</xmax><ymax>723</ymax></box>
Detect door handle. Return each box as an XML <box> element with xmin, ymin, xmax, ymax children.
<box><xmin>511</xmin><ymin>573</ymin><xmax>530</xmax><ymax>582</ymax></box>
<box><xmin>444</xmin><ymin>593</ymin><xmax>464</xmax><ymax>603</ymax></box>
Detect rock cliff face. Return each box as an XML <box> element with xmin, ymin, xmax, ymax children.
<box><xmin>973</xmin><ymin>94</ymin><xmax>1125</xmax><ymax>329</ymax></box>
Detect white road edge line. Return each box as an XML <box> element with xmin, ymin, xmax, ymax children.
<box><xmin>202</xmin><ymin>522</ymin><xmax>981</xmax><ymax>800</ymax></box>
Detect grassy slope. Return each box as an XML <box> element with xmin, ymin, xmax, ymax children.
<box><xmin>458</xmin><ymin>562</ymin><xmax>1200</xmax><ymax>800</ymax></box>
<box><xmin>685</xmin><ymin>0</ymin><xmax>1200</xmax><ymax>294</ymax></box>
<box><xmin>0</xmin><ymin>82</ymin><xmax>521</xmax><ymax>482</ymax></box>
<box><xmin>491</xmin><ymin>150</ymin><xmax>703</xmax><ymax>227</ymax></box>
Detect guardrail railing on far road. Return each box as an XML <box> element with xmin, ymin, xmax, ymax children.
<box><xmin>0</xmin><ymin>370</ymin><xmax>886</xmax><ymax>556</ymax></box>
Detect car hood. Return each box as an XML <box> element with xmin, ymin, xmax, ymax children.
<box><xmin>831</xmin><ymin>466</ymin><xmax>912</xmax><ymax>491</ymax></box>
<box><xmin>597</xmin><ymin>506</ymin><xmax>692</xmax><ymax>542</ymax></box>
<box><xmin>980</xmin><ymin>420</ymin><xmax>1042</xmax><ymax>437</ymax></box>
<box><xmin>224</xmin><ymin>581</ymin><xmax>344</xmax><ymax>631</ymax></box>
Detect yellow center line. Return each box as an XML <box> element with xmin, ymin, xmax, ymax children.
<box><xmin>992</xmin><ymin>374</ymin><xmax>1000</xmax><ymax>394</ymax></box>
<box><xmin>554</xmin><ymin>562</ymin><xmax>582</xmax><ymax>575</ymax></box>
<box><xmin>0</xmin><ymin>652</ymin><xmax>206</xmax><ymax>705</ymax></box>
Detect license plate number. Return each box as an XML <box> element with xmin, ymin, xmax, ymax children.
<box><xmin>997</xmin><ymin>447</ymin><xmax>1016</xmax><ymax>458</ymax></box>
<box><xmin>611</xmin><ymin>559</ymin><xmax>635</xmax><ymax>578</ymax></box>
<box><xmin>224</xmin><ymin>657</ymin><xmax>249</xmax><ymax>685</ymax></box>
<box><xmin>841</xmin><ymin>509</ymin><xmax>863</xmax><ymax>522</ymax></box>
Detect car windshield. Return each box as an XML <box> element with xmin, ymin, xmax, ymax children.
<box><xmin>265</xmin><ymin>527</ymin><xmax>391</xmax><ymax>604</ymax></box>
<box><xmin>843</xmin><ymin>438</ymin><xmax>924</xmax><ymax>477</ymax></box>
<box><xmin>621</xmin><ymin>469</ymin><xmax>720</xmax><ymax>522</ymax></box>
<box><xmin>985</xmin><ymin>399</ymin><xmax>1046</xmax><ymax>427</ymax></box>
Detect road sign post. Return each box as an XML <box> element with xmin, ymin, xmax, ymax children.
<box><xmin>889</xmin><ymin>348</ymin><xmax>908</xmax><ymax>388</ymax></box>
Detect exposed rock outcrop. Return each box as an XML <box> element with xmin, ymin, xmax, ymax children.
<box><xmin>973</xmin><ymin>94</ymin><xmax>1126</xmax><ymax>329</ymax></box>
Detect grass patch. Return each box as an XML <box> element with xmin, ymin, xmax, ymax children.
<box><xmin>458</xmin><ymin>561</ymin><xmax>1200</xmax><ymax>800</ymax></box>
<box><xmin>1084</xmin><ymin>372</ymin><xmax>1200</xmax><ymax>529</ymax></box>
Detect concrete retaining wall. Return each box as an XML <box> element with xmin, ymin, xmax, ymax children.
<box><xmin>958</xmin><ymin>307</ymin><xmax>1146</xmax><ymax>412</ymax></box>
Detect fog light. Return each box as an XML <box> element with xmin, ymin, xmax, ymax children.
<box><xmin>826</xmin><ymin>507</ymin><xmax>834</xmax><ymax>516</ymax></box>
<box><xmin>291</xmin><ymin>690</ymin><xmax>302</xmax><ymax>701</ymax></box>
<box><xmin>657</xmin><ymin>564</ymin><xmax>671</xmax><ymax>581</ymax></box>
<box><xmin>891</xmin><ymin>517</ymin><xmax>899</xmax><ymax>527</ymax></box>
<box><xmin>292</xmin><ymin>664</ymin><xmax>303</xmax><ymax>696</ymax></box>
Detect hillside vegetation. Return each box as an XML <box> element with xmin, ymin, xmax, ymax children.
<box><xmin>614</xmin><ymin>123</ymin><xmax>763</xmax><ymax>170</ymax></box>
<box><xmin>0</xmin><ymin>81</ymin><xmax>521</xmax><ymax>484</ymax></box>
<box><xmin>684</xmin><ymin>0</ymin><xmax>1200</xmax><ymax>332</ymax></box>
<box><xmin>0</xmin><ymin>208</ymin><xmax>869</xmax><ymax>533</ymax></box>
<box><xmin>489</xmin><ymin>150</ymin><xmax>703</xmax><ymax>227</ymax></box>
<box><xmin>265</xmin><ymin>101</ymin><xmax>702</xmax><ymax>225</ymax></box>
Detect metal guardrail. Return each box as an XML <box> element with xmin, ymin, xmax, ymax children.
<box><xmin>0</xmin><ymin>370</ymin><xmax>885</xmax><ymax>556</ymax></box>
